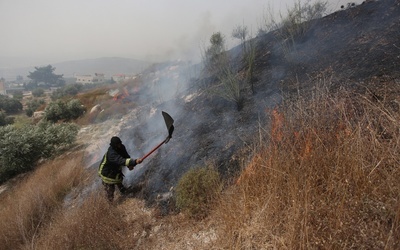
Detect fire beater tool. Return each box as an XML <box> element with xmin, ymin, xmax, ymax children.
<box><xmin>140</xmin><ymin>111</ymin><xmax>174</xmax><ymax>161</ymax></box>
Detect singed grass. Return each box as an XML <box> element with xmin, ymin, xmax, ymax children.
<box><xmin>1</xmin><ymin>78</ymin><xmax>399</xmax><ymax>249</ymax></box>
<box><xmin>213</xmin><ymin>81</ymin><xmax>400</xmax><ymax>249</ymax></box>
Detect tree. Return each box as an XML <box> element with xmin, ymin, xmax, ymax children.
<box><xmin>32</xmin><ymin>88</ymin><xmax>45</xmax><ymax>97</ymax></box>
<box><xmin>65</xmin><ymin>99</ymin><xmax>86</xmax><ymax>121</ymax></box>
<box><xmin>25</xmin><ymin>99</ymin><xmax>45</xmax><ymax>117</ymax></box>
<box><xmin>44</xmin><ymin>100</ymin><xmax>67</xmax><ymax>123</ymax></box>
<box><xmin>203</xmin><ymin>32</ymin><xmax>244</xmax><ymax>111</ymax></box>
<box><xmin>0</xmin><ymin>122</ymin><xmax>79</xmax><ymax>183</ymax></box>
<box><xmin>27</xmin><ymin>65</ymin><xmax>65</xmax><ymax>89</ymax></box>
<box><xmin>232</xmin><ymin>24</ymin><xmax>248</xmax><ymax>50</ymax></box>
<box><xmin>12</xmin><ymin>90</ymin><xmax>23</xmax><ymax>100</ymax></box>
<box><xmin>0</xmin><ymin>94</ymin><xmax>23</xmax><ymax>114</ymax></box>
<box><xmin>0</xmin><ymin>111</ymin><xmax>14</xmax><ymax>126</ymax></box>
<box><xmin>207</xmin><ymin>32</ymin><xmax>225</xmax><ymax>61</ymax></box>
<box><xmin>50</xmin><ymin>83</ymin><xmax>83</xmax><ymax>100</ymax></box>
<box><xmin>44</xmin><ymin>99</ymin><xmax>85</xmax><ymax>123</ymax></box>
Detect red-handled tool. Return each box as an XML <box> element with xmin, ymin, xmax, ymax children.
<box><xmin>141</xmin><ymin>111</ymin><xmax>174</xmax><ymax>161</ymax></box>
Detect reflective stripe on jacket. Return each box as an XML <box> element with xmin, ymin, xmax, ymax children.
<box><xmin>98</xmin><ymin>145</ymin><xmax>131</xmax><ymax>184</ymax></box>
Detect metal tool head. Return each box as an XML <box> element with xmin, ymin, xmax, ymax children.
<box><xmin>162</xmin><ymin>111</ymin><xmax>174</xmax><ymax>138</ymax></box>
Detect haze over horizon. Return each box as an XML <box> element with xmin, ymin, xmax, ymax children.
<box><xmin>1</xmin><ymin>0</ymin><xmax>363</xmax><ymax>68</ymax></box>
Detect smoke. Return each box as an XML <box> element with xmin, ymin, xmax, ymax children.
<box><xmin>106</xmin><ymin>61</ymin><xmax>197</xmax><ymax>187</ymax></box>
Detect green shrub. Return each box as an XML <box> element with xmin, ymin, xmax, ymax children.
<box><xmin>202</xmin><ymin>32</ymin><xmax>244</xmax><ymax>110</ymax></box>
<box><xmin>12</xmin><ymin>90</ymin><xmax>23</xmax><ymax>100</ymax></box>
<box><xmin>25</xmin><ymin>99</ymin><xmax>46</xmax><ymax>117</ymax></box>
<box><xmin>32</xmin><ymin>88</ymin><xmax>45</xmax><ymax>97</ymax></box>
<box><xmin>44</xmin><ymin>99</ymin><xmax>85</xmax><ymax>123</ymax></box>
<box><xmin>215</xmin><ymin>66</ymin><xmax>244</xmax><ymax>111</ymax></box>
<box><xmin>65</xmin><ymin>99</ymin><xmax>86</xmax><ymax>121</ymax></box>
<box><xmin>203</xmin><ymin>32</ymin><xmax>227</xmax><ymax>71</ymax></box>
<box><xmin>0</xmin><ymin>121</ymin><xmax>79</xmax><ymax>183</ymax></box>
<box><xmin>175</xmin><ymin>166</ymin><xmax>222</xmax><ymax>219</ymax></box>
<box><xmin>50</xmin><ymin>83</ymin><xmax>83</xmax><ymax>100</ymax></box>
<box><xmin>0</xmin><ymin>111</ymin><xmax>14</xmax><ymax>126</ymax></box>
<box><xmin>0</xmin><ymin>94</ymin><xmax>23</xmax><ymax>114</ymax></box>
<box><xmin>44</xmin><ymin>100</ymin><xmax>66</xmax><ymax>122</ymax></box>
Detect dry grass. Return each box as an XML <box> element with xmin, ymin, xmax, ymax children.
<box><xmin>0</xmin><ymin>152</ymin><xmax>88</xmax><ymax>249</ymax></box>
<box><xmin>1</xmin><ymin>77</ymin><xmax>399</xmax><ymax>249</ymax></box>
<box><xmin>35</xmin><ymin>191</ymin><xmax>127</xmax><ymax>250</ymax></box>
<box><xmin>75</xmin><ymin>84</ymin><xmax>137</xmax><ymax>125</ymax></box>
<box><xmin>213</xmin><ymin>80</ymin><xmax>400</xmax><ymax>249</ymax></box>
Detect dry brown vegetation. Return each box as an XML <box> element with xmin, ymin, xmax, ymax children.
<box><xmin>213</xmin><ymin>79</ymin><xmax>400</xmax><ymax>249</ymax></box>
<box><xmin>74</xmin><ymin>83</ymin><xmax>138</xmax><ymax>125</ymax></box>
<box><xmin>0</xmin><ymin>151</ymin><xmax>89</xmax><ymax>249</ymax></box>
<box><xmin>1</xmin><ymin>77</ymin><xmax>399</xmax><ymax>249</ymax></box>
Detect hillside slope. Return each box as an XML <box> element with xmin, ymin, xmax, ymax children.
<box><xmin>2</xmin><ymin>1</ymin><xmax>400</xmax><ymax>249</ymax></box>
<box><xmin>106</xmin><ymin>0</ymin><xmax>400</xmax><ymax>206</ymax></box>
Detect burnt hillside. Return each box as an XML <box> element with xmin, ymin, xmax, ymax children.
<box><xmin>115</xmin><ymin>0</ymin><xmax>400</xmax><ymax>206</ymax></box>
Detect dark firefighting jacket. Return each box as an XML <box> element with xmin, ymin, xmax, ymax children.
<box><xmin>98</xmin><ymin>144</ymin><xmax>135</xmax><ymax>184</ymax></box>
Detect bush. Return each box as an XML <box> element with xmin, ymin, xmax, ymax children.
<box><xmin>32</xmin><ymin>88</ymin><xmax>45</xmax><ymax>97</ymax></box>
<box><xmin>203</xmin><ymin>32</ymin><xmax>227</xmax><ymax>71</ymax></box>
<box><xmin>50</xmin><ymin>83</ymin><xmax>83</xmax><ymax>100</ymax></box>
<box><xmin>202</xmin><ymin>32</ymin><xmax>244</xmax><ymax>110</ymax></box>
<box><xmin>0</xmin><ymin>111</ymin><xmax>14</xmax><ymax>126</ymax></box>
<box><xmin>25</xmin><ymin>99</ymin><xmax>46</xmax><ymax>117</ymax></box>
<box><xmin>44</xmin><ymin>99</ymin><xmax>86</xmax><ymax>123</ymax></box>
<box><xmin>65</xmin><ymin>99</ymin><xmax>86</xmax><ymax>120</ymax></box>
<box><xmin>0</xmin><ymin>94</ymin><xmax>23</xmax><ymax>114</ymax></box>
<box><xmin>44</xmin><ymin>100</ymin><xmax>66</xmax><ymax>122</ymax></box>
<box><xmin>0</xmin><ymin>121</ymin><xmax>79</xmax><ymax>183</ymax></box>
<box><xmin>12</xmin><ymin>90</ymin><xmax>23</xmax><ymax>100</ymax></box>
<box><xmin>175</xmin><ymin>166</ymin><xmax>221</xmax><ymax>219</ymax></box>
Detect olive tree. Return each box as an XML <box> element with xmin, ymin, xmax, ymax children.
<box><xmin>0</xmin><ymin>122</ymin><xmax>79</xmax><ymax>183</ymax></box>
<box><xmin>44</xmin><ymin>99</ymin><xmax>86</xmax><ymax>123</ymax></box>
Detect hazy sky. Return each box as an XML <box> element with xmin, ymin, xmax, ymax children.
<box><xmin>0</xmin><ymin>0</ymin><xmax>363</xmax><ymax>67</ymax></box>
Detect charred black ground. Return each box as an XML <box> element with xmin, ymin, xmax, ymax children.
<box><xmin>116</xmin><ymin>0</ymin><xmax>400</xmax><ymax>209</ymax></box>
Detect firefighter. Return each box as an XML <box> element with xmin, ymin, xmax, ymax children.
<box><xmin>98</xmin><ymin>136</ymin><xmax>142</xmax><ymax>202</ymax></box>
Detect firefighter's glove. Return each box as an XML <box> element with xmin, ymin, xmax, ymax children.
<box><xmin>128</xmin><ymin>159</ymin><xmax>136</xmax><ymax>170</ymax></box>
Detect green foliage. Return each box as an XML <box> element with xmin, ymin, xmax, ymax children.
<box><xmin>202</xmin><ymin>32</ymin><xmax>244</xmax><ymax>110</ymax></box>
<box><xmin>0</xmin><ymin>122</ymin><xmax>79</xmax><ymax>183</ymax></box>
<box><xmin>175</xmin><ymin>166</ymin><xmax>221</xmax><ymax>219</ymax></box>
<box><xmin>25</xmin><ymin>99</ymin><xmax>46</xmax><ymax>117</ymax></box>
<box><xmin>27</xmin><ymin>65</ymin><xmax>65</xmax><ymax>89</ymax></box>
<box><xmin>0</xmin><ymin>111</ymin><xmax>14</xmax><ymax>126</ymax></box>
<box><xmin>0</xmin><ymin>94</ymin><xmax>23</xmax><ymax>114</ymax></box>
<box><xmin>44</xmin><ymin>100</ymin><xmax>66</xmax><ymax>122</ymax></box>
<box><xmin>12</xmin><ymin>90</ymin><xmax>23</xmax><ymax>100</ymax></box>
<box><xmin>215</xmin><ymin>66</ymin><xmax>244</xmax><ymax>110</ymax></box>
<box><xmin>50</xmin><ymin>83</ymin><xmax>83</xmax><ymax>100</ymax></box>
<box><xmin>44</xmin><ymin>99</ymin><xmax>86</xmax><ymax>123</ymax></box>
<box><xmin>65</xmin><ymin>99</ymin><xmax>86</xmax><ymax>120</ymax></box>
<box><xmin>32</xmin><ymin>88</ymin><xmax>45</xmax><ymax>97</ymax></box>
<box><xmin>204</xmin><ymin>32</ymin><xmax>227</xmax><ymax>69</ymax></box>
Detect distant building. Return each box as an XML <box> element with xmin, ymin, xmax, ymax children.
<box><xmin>0</xmin><ymin>81</ymin><xmax>5</xmax><ymax>95</ymax></box>
<box><xmin>75</xmin><ymin>73</ymin><xmax>105</xmax><ymax>84</ymax></box>
<box><xmin>0</xmin><ymin>81</ymin><xmax>24</xmax><ymax>96</ymax></box>
<box><xmin>112</xmin><ymin>74</ymin><xmax>137</xmax><ymax>83</ymax></box>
